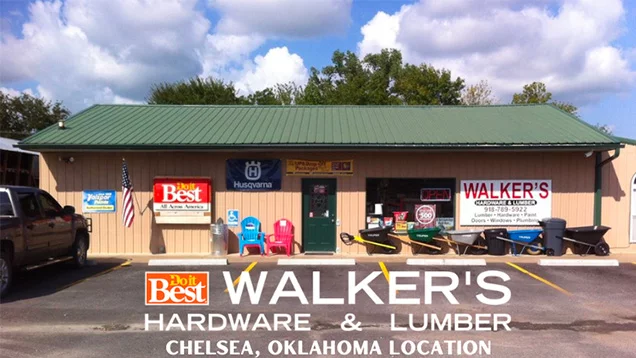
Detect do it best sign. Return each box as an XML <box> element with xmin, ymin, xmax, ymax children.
<box><xmin>460</xmin><ymin>180</ymin><xmax>551</xmax><ymax>226</ymax></box>
<box><xmin>153</xmin><ymin>177</ymin><xmax>212</xmax><ymax>224</ymax></box>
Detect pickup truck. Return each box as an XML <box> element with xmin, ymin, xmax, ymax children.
<box><xmin>0</xmin><ymin>186</ymin><xmax>91</xmax><ymax>297</ymax></box>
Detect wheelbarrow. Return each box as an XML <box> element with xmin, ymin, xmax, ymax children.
<box><xmin>440</xmin><ymin>230</ymin><xmax>487</xmax><ymax>255</ymax></box>
<box><xmin>388</xmin><ymin>227</ymin><xmax>443</xmax><ymax>255</ymax></box>
<box><xmin>558</xmin><ymin>226</ymin><xmax>611</xmax><ymax>256</ymax></box>
<box><xmin>488</xmin><ymin>229</ymin><xmax>545</xmax><ymax>256</ymax></box>
<box><xmin>340</xmin><ymin>227</ymin><xmax>397</xmax><ymax>255</ymax></box>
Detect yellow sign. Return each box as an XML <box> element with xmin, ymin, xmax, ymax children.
<box><xmin>286</xmin><ymin>160</ymin><xmax>353</xmax><ymax>176</ymax></box>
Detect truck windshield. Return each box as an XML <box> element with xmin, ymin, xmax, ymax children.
<box><xmin>0</xmin><ymin>191</ymin><xmax>14</xmax><ymax>216</ymax></box>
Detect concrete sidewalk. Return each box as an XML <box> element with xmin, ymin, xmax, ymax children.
<box><xmin>88</xmin><ymin>252</ymin><xmax>636</xmax><ymax>264</ymax></box>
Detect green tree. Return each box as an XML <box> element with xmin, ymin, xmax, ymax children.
<box><xmin>245</xmin><ymin>88</ymin><xmax>279</xmax><ymax>105</ymax></box>
<box><xmin>511</xmin><ymin>81</ymin><xmax>578</xmax><ymax>115</ymax></box>
<box><xmin>511</xmin><ymin>82</ymin><xmax>552</xmax><ymax>104</ymax></box>
<box><xmin>461</xmin><ymin>80</ymin><xmax>497</xmax><ymax>105</ymax></box>
<box><xmin>393</xmin><ymin>63</ymin><xmax>465</xmax><ymax>105</ymax></box>
<box><xmin>301</xmin><ymin>48</ymin><xmax>463</xmax><ymax>105</ymax></box>
<box><xmin>148</xmin><ymin>77</ymin><xmax>242</xmax><ymax>105</ymax></box>
<box><xmin>0</xmin><ymin>91</ymin><xmax>70</xmax><ymax>140</ymax></box>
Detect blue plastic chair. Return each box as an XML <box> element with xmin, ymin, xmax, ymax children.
<box><xmin>237</xmin><ymin>216</ymin><xmax>266</xmax><ymax>256</ymax></box>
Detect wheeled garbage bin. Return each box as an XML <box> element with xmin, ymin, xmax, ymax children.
<box><xmin>210</xmin><ymin>219</ymin><xmax>229</xmax><ymax>256</ymax></box>
<box><xmin>483</xmin><ymin>228</ymin><xmax>508</xmax><ymax>255</ymax></box>
<box><xmin>539</xmin><ymin>218</ymin><xmax>566</xmax><ymax>256</ymax></box>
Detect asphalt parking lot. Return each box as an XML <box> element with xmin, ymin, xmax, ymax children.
<box><xmin>1</xmin><ymin>259</ymin><xmax>636</xmax><ymax>358</ymax></box>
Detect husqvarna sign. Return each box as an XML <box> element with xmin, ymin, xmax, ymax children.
<box><xmin>226</xmin><ymin>159</ymin><xmax>282</xmax><ymax>191</ymax></box>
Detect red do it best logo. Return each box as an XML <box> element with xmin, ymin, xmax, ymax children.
<box><xmin>145</xmin><ymin>272</ymin><xmax>209</xmax><ymax>306</ymax></box>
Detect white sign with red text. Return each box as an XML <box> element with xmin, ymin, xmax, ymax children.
<box><xmin>153</xmin><ymin>177</ymin><xmax>212</xmax><ymax>224</ymax></box>
<box><xmin>460</xmin><ymin>180</ymin><xmax>551</xmax><ymax>226</ymax></box>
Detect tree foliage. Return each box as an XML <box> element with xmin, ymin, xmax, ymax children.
<box><xmin>511</xmin><ymin>81</ymin><xmax>578</xmax><ymax>116</ymax></box>
<box><xmin>149</xmin><ymin>49</ymin><xmax>465</xmax><ymax>106</ymax></box>
<box><xmin>0</xmin><ymin>91</ymin><xmax>70</xmax><ymax>140</ymax></box>
<box><xmin>461</xmin><ymin>80</ymin><xmax>497</xmax><ymax>105</ymax></box>
<box><xmin>298</xmin><ymin>49</ymin><xmax>463</xmax><ymax>105</ymax></box>
<box><xmin>148</xmin><ymin>77</ymin><xmax>243</xmax><ymax>105</ymax></box>
<box><xmin>594</xmin><ymin>123</ymin><xmax>613</xmax><ymax>135</ymax></box>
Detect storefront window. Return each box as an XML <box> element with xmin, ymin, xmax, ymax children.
<box><xmin>366</xmin><ymin>178</ymin><xmax>456</xmax><ymax>230</ymax></box>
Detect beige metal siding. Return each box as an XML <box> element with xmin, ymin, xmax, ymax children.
<box><xmin>601</xmin><ymin>145</ymin><xmax>636</xmax><ymax>251</ymax></box>
<box><xmin>39</xmin><ymin>149</ymin><xmax>634</xmax><ymax>255</ymax></box>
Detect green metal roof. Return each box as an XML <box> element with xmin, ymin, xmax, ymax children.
<box><xmin>612</xmin><ymin>136</ymin><xmax>636</xmax><ymax>146</ymax></box>
<box><xmin>17</xmin><ymin>104</ymin><xmax>621</xmax><ymax>151</ymax></box>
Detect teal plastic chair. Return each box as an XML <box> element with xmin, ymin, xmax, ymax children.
<box><xmin>237</xmin><ymin>216</ymin><xmax>266</xmax><ymax>256</ymax></box>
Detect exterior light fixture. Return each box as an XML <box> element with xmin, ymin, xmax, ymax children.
<box><xmin>584</xmin><ymin>151</ymin><xmax>594</xmax><ymax>158</ymax></box>
<box><xmin>58</xmin><ymin>156</ymin><xmax>75</xmax><ymax>163</ymax></box>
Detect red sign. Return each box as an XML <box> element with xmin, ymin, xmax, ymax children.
<box><xmin>415</xmin><ymin>204</ymin><xmax>437</xmax><ymax>228</ymax></box>
<box><xmin>420</xmin><ymin>188</ymin><xmax>451</xmax><ymax>202</ymax></box>
<box><xmin>153</xmin><ymin>177</ymin><xmax>212</xmax><ymax>224</ymax></box>
<box><xmin>145</xmin><ymin>272</ymin><xmax>209</xmax><ymax>306</ymax></box>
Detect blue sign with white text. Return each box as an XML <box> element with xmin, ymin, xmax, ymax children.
<box><xmin>82</xmin><ymin>190</ymin><xmax>116</xmax><ymax>213</ymax></box>
<box><xmin>227</xmin><ymin>209</ymin><xmax>239</xmax><ymax>227</ymax></box>
<box><xmin>226</xmin><ymin>159</ymin><xmax>282</xmax><ymax>191</ymax></box>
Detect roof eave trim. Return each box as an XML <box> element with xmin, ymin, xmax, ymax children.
<box><xmin>16</xmin><ymin>143</ymin><xmax>623</xmax><ymax>152</ymax></box>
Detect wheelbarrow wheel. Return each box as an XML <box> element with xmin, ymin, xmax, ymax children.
<box><xmin>594</xmin><ymin>241</ymin><xmax>610</xmax><ymax>256</ymax></box>
<box><xmin>546</xmin><ymin>248</ymin><xmax>555</xmax><ymax>256</ymax></box>
<box><xmin>381</xmin><ymin>240</ymin><xmax>396</xmax><ymax>254</ymax></box>
<box><xmin>525</xmin><ymin>239</ymin><xmax>544</xmax><ymax>256</ymax></box>
<box><xmin>410</xmin><ymin>243</ymin><xmax>424</xmax><ymax>255</ymax></box>
<box><xmin>469</xmin><ymin>237</ymin><xmax>488</xmax><ymax>255</ymax></box>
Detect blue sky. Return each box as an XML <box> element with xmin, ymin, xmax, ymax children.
<box><xmin>1</xmin><ymin>0</ymin><xmax>635</xmax><ymax>137</ymax></box>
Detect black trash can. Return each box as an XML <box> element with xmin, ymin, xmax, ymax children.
<box><xmin>484</xmin><ymin>228</ymin><xmax>508</xmax><ymax>256</ymax></box>
<box><xmin>539</xmin><ymin>218</ymin><xmax>566</xmax><ymax>256</ymax></box>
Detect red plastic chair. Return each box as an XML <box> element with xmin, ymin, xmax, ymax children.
<box><xmin>266</xmin><ymin>219</ymin><xmax>294</xmax><ymax>256</ymax></box>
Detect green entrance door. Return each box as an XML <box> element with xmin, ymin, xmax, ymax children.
<box><xmin>302</xmin><ymin>178</ymin><xmax>337</xmax><ymax>252</ymax></box>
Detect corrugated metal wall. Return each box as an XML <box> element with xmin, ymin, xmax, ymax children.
<box><xmin>39</xmin><ymin>149</ymin><xmax>634</xmax><ymax>255</ymax></box>
<box><xmin>601</xmin><ymin>144</ymin><xmax>636</xmax><ymax>251</ymax></box>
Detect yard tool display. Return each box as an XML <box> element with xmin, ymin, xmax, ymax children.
<box><xmin>388</xmin><ymin>227</ymin><xmax>443</xmax><ymax>255</ymax></box>
<box><xmin>441</xmin><ymin>230</ymin><xmax>487</xmax><ymax>255</ymax></box>
<box><xmin>497</xmin><ymin>229</ymin><xmax>545</xmax><ymax>256</ymax></box>
<box><xmin>339</xmin><ymin>227</ymin><xmax>397</xmax><ymax>255</ymax></box>
<box><xmin>558</xmin><ymin>226</ymin><xmax>611</xmax><ymax>256</ymax></box>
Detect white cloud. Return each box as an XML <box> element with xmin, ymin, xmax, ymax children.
<box><xmin>358</xmin><ymin>0</ymin><xmax>635</xmax><ymax>105</ymax></box>
<box><xmin>234</xmin><ymin>47</ymin><xmax>308</xmax><ymax>94</ymax></box>
<box><xmin>210</xmin><ymin>0</ymin><xmax>352</xmax><ymax>38</ymax></box>
<box><xmin>0</xmin><ymin>87</ymin><xmax>34</xmax><ymax>97</ymax></box>
<box><xmin>0</xmin><ymin>0</ymin><xmax>333</xmax><ymax>111</ymax></box>
<box><xmin>0</xmin><ymin>0</ymin><xmax>210</xmax><ymax>110</ymax></box>
<box><xmin>200</xmin><ymin>33</ymin><xmax>265</xmax><ymax>79</ymax></box>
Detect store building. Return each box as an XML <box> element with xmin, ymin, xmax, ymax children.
<box><xmin>16</xmin><ymin>104</ymin><xmax>636</xmax><ymax>255</ymax></box>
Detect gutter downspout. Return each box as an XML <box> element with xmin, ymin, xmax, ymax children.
<box><xmin>594</xmin><ymin>148</ymin><xmax>621</xmax><ymax>225</ymax></box>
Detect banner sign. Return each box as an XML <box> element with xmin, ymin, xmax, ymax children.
<box><xmin>460</xmin><ymin>180</ymin><xmax>552</xmax><ymax>226</ymax></box>
<box><xmin>153</xmin><ymin>177</ymin><xmax>212</xmax><ymax>224</ymax></box>
<box><xmin>82</xmin><ymin>190</ymin><xmax>116</xmax><ymax>213</ymax></box>
<box><xmin>286</xmin><ymin>159</ymin><xmax>353</xmax><ymax>176</ymax></box>
<box><xmin>226</xmin><ymin>160</ymin><xmax>281</xmax><ymax>191</ymax></box>
<box><xmin>420</xmin><ymin>188</ymin><xmax>452</xmax><ymax>202</ymax></box>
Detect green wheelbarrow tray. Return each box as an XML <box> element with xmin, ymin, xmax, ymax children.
<box><xmin>407</xmin><ymin>227</ymin><xmax>443</xmax><ymax>243</ymax></box>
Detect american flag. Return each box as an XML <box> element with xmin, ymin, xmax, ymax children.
<box><xmin>122</xmin><ymin>160</ymin><xmax>135</xmax><ymax>227</ymax></box>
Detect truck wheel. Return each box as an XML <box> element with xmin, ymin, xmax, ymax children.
<box><xmin>0</xmin><ymin>251</ymin><xmax>12</xmax><ymax>298</ymax></box>
<box><xmin>73</xmin><ymin>235</ymin><xmax>88</xmax><ymax>268</ymax></box>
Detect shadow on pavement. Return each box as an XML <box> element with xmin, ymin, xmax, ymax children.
<box><xmin>1</xmin><ymin>258</ymin><xmax>128</xmax><ymax>303</ymax></box>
